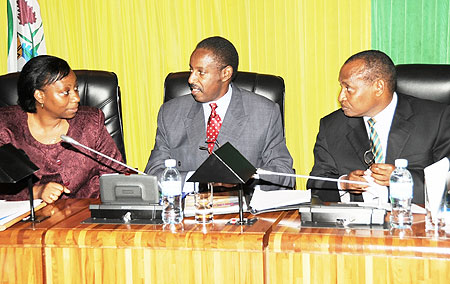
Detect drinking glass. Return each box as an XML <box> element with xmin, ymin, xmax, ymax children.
<box><xmin>194</xmin><ymin>183</ymin><xmax>213</xmax><ymax>224</ymax></box>
<box><xmin>424</xmin><ymin>182</ymin><xmax>446</xmax><ymax>235</ymax></box>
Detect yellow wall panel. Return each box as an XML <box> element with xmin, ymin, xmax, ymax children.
<box><xmin>0</xmin><ymin>0</ymin><xmax>370</xmax><ymax>188</ymax></box>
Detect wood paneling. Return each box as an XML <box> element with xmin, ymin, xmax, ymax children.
<box><xmin>44</xmin><ymin>208</ymin><xmax>284</xmax><ymax>284</ymax></box>
<box><xmin>0</xmin><ymin>199</ymin><xmax>92</xmax><ymax>284</ymax></box>
<box><xmin>2</xmin><ymin>199</ymin><xmax>450</xmax><ymax>284</ymax></box>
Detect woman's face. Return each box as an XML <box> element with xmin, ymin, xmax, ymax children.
<box><xmin>36</xmin><ymin>70</ymin><xmax>80</xmax><ymax>119</ymax></box>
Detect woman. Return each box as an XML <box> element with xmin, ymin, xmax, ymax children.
<box><xmin>0</xmin><ymin>55</ymin><xmax>125</xmax><ymax>203</ymax></box>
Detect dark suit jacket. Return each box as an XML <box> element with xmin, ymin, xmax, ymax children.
<box><xmin>145</xmin><ymin>85</ymin><xmax>295</xmax><ymax>189</ymax></box>
<box><xmin>307</xmin><ymin>93</ymin><xmax>450</xmax><ymax>204</ymax></box>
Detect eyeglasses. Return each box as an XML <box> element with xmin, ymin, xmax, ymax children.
<box><xmin>199</xmin><ymin>139</ymin><xmax>221</xmax><ymax>153</ymax></box>
<box><xmin>364</xmin><ymin>142</ymin><xmax>375</xmax><ymax>167</ymax></box>
<box><xmin>205</xmin><ymin>139</ymin><xmax>221</xmax><ymax>148</ymax></box>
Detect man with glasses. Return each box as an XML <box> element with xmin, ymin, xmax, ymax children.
<box><xmin>145</xmin><ymin>36</ymin><xmax>295</xmax><ymax>190</ymax></box>
<box><xmin>307</xmin><ymin>50</ymin><xmax>450</xmax><ymax>204</ymax></box>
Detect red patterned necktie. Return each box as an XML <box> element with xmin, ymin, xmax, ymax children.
<box><xmin>206</xmin><ymin>103</ymin><xmax>222</xmax><ymax>153</ymax></box>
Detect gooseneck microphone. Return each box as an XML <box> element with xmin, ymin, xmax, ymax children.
<box><xmin>60</xmin><ymin>135</ymin><xmax>146</xmax><ymax>175</ymax></box>
<box><xmin>256</xmin><ymin>168</ymin><xmax>371</xmax><ymax>186</ymax></box>
<box><xmin>199</xmin><ymin>145</ymin><xmax>371</xmax><ymax>187</ymax></box>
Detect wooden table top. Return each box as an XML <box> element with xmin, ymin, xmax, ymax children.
<box><xmin>44</xmin><ymin>200</ymin><xmax>285</xmax><ymax>252</ymax></box>
<box><xmin>4</xmin><ymin>198</ymin><xmax>450</xmax><ymax>259</ymax></box>
<box><xmin>268</xmin><ymin>210</ymin><xmax>450</xmax><ymax>259</ymax></box>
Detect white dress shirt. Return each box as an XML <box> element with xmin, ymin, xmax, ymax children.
<box><xmin>202</xmin><ymin>84</ymin><xmax>233</xmax><ymax>128</ymax></box>
<box><xmin>363</xmin><ymin>92</ymin><xmax>398</xmax><ymax>162</ymax></box>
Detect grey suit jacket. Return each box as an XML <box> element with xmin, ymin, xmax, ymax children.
<box><xmin>307</xmin><ymin>93</ymin><xmax>450</xmax><ymax>204</ymax></box>
<box><xmin>145</xmin><ymin>85</ymin><xmax>295</xmax><ymax>189</ymax></box>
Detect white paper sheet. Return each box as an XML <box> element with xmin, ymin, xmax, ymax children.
<box><xmin>362</xmin><ymin>169</ymin><xmax>389</xmax><ymax>204</ymax></box>
<box><xmin>249</xmin><ymin>188</ymin><xmax>311</xmax><ymax>212</ymax></box>
<box><xmin>0</xmin><ymin>199</ymin><xmax>43</xmax><ymax>226</ymax></box>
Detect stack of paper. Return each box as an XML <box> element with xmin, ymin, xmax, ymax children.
<box><xmin>249</xmin><ymin>188</ymin><xmax>311</xmax><ymax>214</ymax></box>
<box><xmin>0</xmin><ymin>199</ymin><xmax>43</xmax><ymax>230</ymax></box>
<box><xmin>183</xmin><ymin>194</ymin><xmax>248</xmax><ymax>217</ymax></box>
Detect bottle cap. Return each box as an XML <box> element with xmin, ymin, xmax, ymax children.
<box><xmin>395</xmin><ymin>159</ymin><xmax>408</xmax><ymax>168</ymax></box>
<box><xmin>164</xmin><ymin>159</ymin><xmax>176</xmax><ymax>167</ymax></box>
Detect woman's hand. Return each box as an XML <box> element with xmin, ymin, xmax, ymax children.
<box><xmin>34</xmin><ymin>182</ymin><xmax>71</xmax><ymax>204</ymax></box>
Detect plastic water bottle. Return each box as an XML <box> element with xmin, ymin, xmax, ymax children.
<box><xmin>160</xmin><ymin>159</ymin><xmax>183</xmax><ymax>224</ymax></box>
<box><xmin>389</xmin><ymin>159</ymin><xmax>413</xmax><ymax>228</ymax></box>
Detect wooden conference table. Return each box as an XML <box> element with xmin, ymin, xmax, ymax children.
<box><xmin>1</xmin><ymin>199</ymin><xmax>449</xmax><ymax>284</ymax></box>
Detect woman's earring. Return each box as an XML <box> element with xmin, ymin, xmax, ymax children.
<box><xmin>41</xmin><ymin>102</ymin><xmax>44</xmax><ymax>108</ymax></box>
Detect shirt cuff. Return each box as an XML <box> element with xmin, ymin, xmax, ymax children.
<box><xmin>338</xmin><ymin>174</ymin><xmax>350</xmax><ymax>203</ymax></box>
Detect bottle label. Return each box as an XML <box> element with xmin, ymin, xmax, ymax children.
<box><xmin>161</xmin><ymin>180</ymin><xmax>182</xmax><ymax>196</ymax></box>
<box><xmin>390</xmin><ymin>183</ymin><xmax>413</xmax><ymax>199</ymax></box>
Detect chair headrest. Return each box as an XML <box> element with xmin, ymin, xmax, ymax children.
<box><xmin>0</xmin><ymin>72</ymin><xmax>20</xmax><ymax>107</ymax></box>
<box><xmin>164</xmin><ymin>71</ymin><xmax>286</xmax><ymax>125</ymax></box>
<box><xmin>396</xmin><ymin>64</ymin><xmax>450</xmax><ymax>104</ymax></box>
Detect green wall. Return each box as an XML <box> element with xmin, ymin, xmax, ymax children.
<box><xmin>372</xmin><ymin>0</ymin><xmax>450</xmax><ymax>63</ymax></box>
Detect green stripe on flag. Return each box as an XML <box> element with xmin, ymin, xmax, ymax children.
<box><xmin>7</xmin><ymin>0</ymin><xmax>14</xmax><ymax>54</ymax></box>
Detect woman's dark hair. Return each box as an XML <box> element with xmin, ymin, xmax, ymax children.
<box><xmin>17</xmin><ymin>55</ymin><xmax>71</xmax><ymax>113</ymax></box>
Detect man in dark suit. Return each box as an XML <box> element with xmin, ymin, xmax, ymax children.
<box><xmin>307</xmin><ymin>50</ymin><xmax>450</xmax><ymax>204</ymax></box>
<box><xmin>145</xmin><ymin>36</ymin><xmax>295</xmax><ymax>190</ymax></box>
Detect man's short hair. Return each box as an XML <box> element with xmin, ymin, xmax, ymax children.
<box><xmin>196</xmin><ymin>36</ymin><xmax>239</xmax><ymax>80</ymax></box>
<box><xmin>344</xmin><ymin>50</ymin><xmax>396</xmax><ymax>93</ymax></box>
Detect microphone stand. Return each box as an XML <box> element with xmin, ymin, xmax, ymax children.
<box><xmin>27</xmin><ymin>177</ymin><xmax>35</xmax><ymax>222</ymax></box>
<box><xmin>199</xmin><ymin>145</ymin><xmax>257</xmax><ymax>226</ymax></box>
<box><xmin>235</xmin><ymin>184</ymin><xmax>257</xmax><ymax>225</ymax></box>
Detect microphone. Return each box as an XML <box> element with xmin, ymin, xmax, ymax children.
<box><xmin>199</xmin><ymin>146</ymin><xmax>370</xmax><ymax>186</ymax></box>
<box><xmin>256</xmin><ymin>169</ymin><xmax>386</xmax><ymax>206</ymax></box>
<box><xmin>60</xmin><ymin>135</ymin><xmax>146</xmax><ymax>175</ymax></box>
<box><xmin>256</xmin><ymin>168</ymin><xmax>371</xmax><ymax>186</ymax></box>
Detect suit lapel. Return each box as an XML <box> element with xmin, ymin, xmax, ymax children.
<box><xmin>185</xmin><ymin>101</ymin><xmax>207</xmax><ymax>150</ymax></box>
<box><xmin>386</xmin><ymin>95</ymin><xmax>414</xmax><ymax>163</ymax></box>
<box><xmin>217</xmin><ymin>86</ymin><xmax>248</xmax><ymax>145</ymax></box>
<box><xmin>346</xmin><ymin>117</ymin><xmax>370</xmax><ymax>165</ymax></box>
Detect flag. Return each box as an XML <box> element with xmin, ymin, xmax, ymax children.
<box><xmin>7</xmin><ymin>0</ymin><xmax>47</xmax><ymax>73</ymax></box>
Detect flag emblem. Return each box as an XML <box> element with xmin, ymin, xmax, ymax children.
<box><xmin>7</xmin><ymin>0</ymin><xmax>47</xmax><ymax>72</ymax></box>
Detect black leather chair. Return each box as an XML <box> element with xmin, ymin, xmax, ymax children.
<box><xmin>0</xmin><ymin>70</ymin><xmax>126</xmax><ymax>161</ymax></box>
<box><xmin>396</xmin><ymin>64</ymin><xmax>450</xmax><ymax>104</ymax></box>
<box><xmin>164</xmin><ymin>71</ymin><xmax>286</xmax><ymax>126</ymax></box>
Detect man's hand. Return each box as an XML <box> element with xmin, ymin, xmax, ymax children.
<box><xmin>341</xmin><ymin>169</ymin><xmax>368</xmax><ymax>193</ymax></box>
<box><xmin>369</xmin><ymin>163</ymin><xmax>395</xmax><ymax>186</ymax></box>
